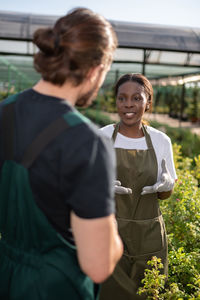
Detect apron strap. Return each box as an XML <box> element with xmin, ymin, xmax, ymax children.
<box><xmin>112</xmin><ymin>122</ymin><xmax>154</xmax><ymax>150</ymax></box>
<box><xmin>142</xmin><ymin>124</ymin><xmax>154</xmax><ymax>149</ymax></box>
<box><xmin>2</xmin><ymin>101</ymin><xmax>70</xmax><ymax>169</ymax></box>
<box><xmin>112</xmin><ymin>123</ymin><xmax>120</xmax><ymax>142</ymax></box>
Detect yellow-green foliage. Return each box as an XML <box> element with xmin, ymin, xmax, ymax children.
<box><xmin>138</xmin><ymin>257</ymin><xmax>166</xmax><ymax>300</ymax></box>
<box><xmin>192</xmin><ymin>155</ymin><xmax>200</xmax><ymax>182</ymax></box>
<box><xmin>138</xmin><ymin>144</ymin><xmax>200</xmax><ymax>299</ymax></box>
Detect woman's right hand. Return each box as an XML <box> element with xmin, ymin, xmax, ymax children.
<box><xmin>114</xmin><ymin>180</ymin><xmax>132</xmax><ymax>195</ymax></box>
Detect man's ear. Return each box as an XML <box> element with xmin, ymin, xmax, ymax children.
<box><xmin>87</xmin><ymin>64</ymin><xmax>104</xmax><ymax>83</ymax></box>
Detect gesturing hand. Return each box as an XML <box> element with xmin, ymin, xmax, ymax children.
<box><xmin>141</xmin><ymin>159</ymin><xmax>174</xmax><ymax>195</ymax></box>
<box><xmin>115</xmin><ymin>180</ymin><xmax>132</xmax><ymax>195</ymax></box>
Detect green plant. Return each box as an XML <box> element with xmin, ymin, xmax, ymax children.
<box><xmin>0</xmin><ymin>91</ymin><xmax>10</xmax><ymax>101</ymax></box>
<box><xmin>78</xmin><ymin>108</ymin><xmax>114</xmax><ymax>126</ymax></box>
<box><xmin>137</xmin><ymin>257</ymin><xmax>166</xmax><ymax>300</ymax></box>
<box><xmin>138</xmin><ymin>251</ymin><xmax>200</xmax><ymax>299</ymax></box>
<box><xmin>192</xmin><ymin>155</ymin><xmax>200</xmax><ymax>185</ymax></box>
<box><xmin>160</xmin><ymin>145</ymin><xmax>200</xmax><ymax>252</ymax></box>
<box><xmin>167</xmin><ymin>248</ymin><xmax>200</xmax><ymax>298</ymax></box>
<box><xmin>149</xmin><ymin>121</ymin><xmax>200</xmax><ymax>158</ymax></box>
<box><xmin>139</xmin><ymin>144</ymin><xmax>200</xmax><ymax>299</ymax></box>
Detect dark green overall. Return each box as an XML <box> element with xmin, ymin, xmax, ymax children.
<box><xmin>100</xmin><ymin>124</ymin><xmax>168</xmax><ymax>300</ymax></box>
<box><xmin>0</xmin><ymin>95</ymin><xmax>98</xmax><ymax>300</ymax></box>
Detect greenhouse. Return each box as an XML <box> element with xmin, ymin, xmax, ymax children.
<box><xmin>1</xmin><ymin>10</ymin><xmax>200</xmax><ymax>123</ymax></box>
<box><xmin>1</xmin><ymin>10</ymin><xmax>200</xmax><ymax>86</ymax></box>
<box><xmin>0</xmin><ymin>10</ymin><xmax>200</xmax><ymax>299</ymax></box>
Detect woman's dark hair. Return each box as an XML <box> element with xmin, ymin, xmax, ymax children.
<box><xmin>33</xmin><ymin>8</ymin><xmax>117</xmax><ymax>86</ymax></box>
<box><xmin>114</xmin><ymin>73</ymin><xmax>153</xmax><ymax>111</ymax></box>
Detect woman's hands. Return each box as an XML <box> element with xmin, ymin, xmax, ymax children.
<box><xmin>115</xmin><ymin>180</ymin><xmax>132</xmax><ymax>195</ymax></box>
<box><xmin>141</xmin><ymin>159</ymin><xmax>174</xmax><ymax>195</ymax></box>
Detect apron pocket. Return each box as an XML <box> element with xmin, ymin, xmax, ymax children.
<box><xmin>117</xmin><ymin>215</ymin><xmax>166</xmax><ymax>257</ymax></box>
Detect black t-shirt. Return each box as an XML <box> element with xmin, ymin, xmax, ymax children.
<box><xmin>0</xmin><ymin>89</ymin><xmax>116</xmax><ymax>243</ymax></box>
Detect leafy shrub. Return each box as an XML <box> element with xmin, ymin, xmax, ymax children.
<box><xmin>137</xmin><ymin>257</ymin><xmax>166</xmax><ymax>299</ymax></box>
<box><xmin>149</xmin><ymin>120</ymin><xmax>200</xmax><ymax>158</ymax></box>
<box><xmin>78</xmin><ymin>108</ymin><xmax>113</xmax><ymax>127</ymax></box>
<box><xmin>139</xmin><ymin>145</ymin><xmax>200</xmax><ymax>299</ymax></box>
<box><xmin>0</xmin><ymin>91</ymin><xmax>9</xmax><ymax>101</ymax></box>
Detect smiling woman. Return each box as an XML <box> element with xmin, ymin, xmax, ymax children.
<box><xmin>100</xmin><ymin>73</ymin><xmax>177</xmax><ymax>300</ymax></box>
<box><xmin>115</xmin><ymin>75</ymin><xmax>152</xmax><ymax>137</ymax></box>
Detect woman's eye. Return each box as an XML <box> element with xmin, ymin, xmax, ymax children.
<box><xmin>134</xmin><ymin>96</ymin><xmax>141</xmax><ymax>101</ymax></box>
<box><xmin>118</xmin><ymin>96</ymin><xmax>125</xmax><ymax>101</ymax></box>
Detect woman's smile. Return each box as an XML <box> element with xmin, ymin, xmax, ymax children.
<box><xmin>116</xmin><ymin>81</ymin><xmax>147</xmax><ymax>127</ymax></box>
<box><xmin>124</xmin><ymin>112</ymin><xmax>136</xmax><ymax>118</ymax></box>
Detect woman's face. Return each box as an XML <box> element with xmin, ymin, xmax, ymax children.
<box><xmin>116</xmin><ymin>81</ymin><xmax>148</xmax><ymax>127</ymax></box>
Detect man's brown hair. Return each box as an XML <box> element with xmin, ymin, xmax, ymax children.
<box><xmin>33</xmin><ymin>8</ymin><xmax>118</xmax><ymax>86</ymax></box>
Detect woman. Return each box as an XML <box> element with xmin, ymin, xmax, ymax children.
<box><xmin>100</xmin><ymin>73</ymin><xmax>177</xmax><ymax>300</ymax></box>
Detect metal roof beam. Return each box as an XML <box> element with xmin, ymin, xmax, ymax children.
<box><xmin>113</xmin><ymin>60</ymin><xmax>200</xmax><ymax>68</ymax></box>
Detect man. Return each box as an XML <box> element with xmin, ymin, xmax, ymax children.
<box><xmin>0</xmin><ymin>8</ymin><xmax>123</xmax><ymax>299</ymax></box>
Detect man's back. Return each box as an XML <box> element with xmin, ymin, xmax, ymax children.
<box><xmin>0</xmin><ymin>7</ymin><xmax>123</xmax><ymax>298</ymax></box>
<box><xmin>0</xmin><ymin>89</ymin><xmax>116</xmax><ymax>243</ymax></box>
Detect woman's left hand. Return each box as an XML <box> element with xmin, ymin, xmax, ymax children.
<box><xmin>141</xmin><ymin>159</ymin><xmax>174</xmax><ymax>195</ymax></box>
<box><xmin>115</xmin><ymin>180</ymin><xmax>132</xmax><ymax>195</ymax></box>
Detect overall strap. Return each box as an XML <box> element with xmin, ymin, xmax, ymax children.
<box><xmin>2</xmin><ymin>101</ymin><xmax>75</xmax><ymax>169</ymax></box>
<box><xmin>22</xmin><ymin>110</ymin><xmax>89</xmax><ymax>168</ymax></box>
<box><xmin>21</xmin><ymin>117</ymin><xmax>69</xmax><ymax>168</ymax></box>
<box><xmin>2</xmin><ymin>101</ymin><xmax>17</xmax><ymax>160</ymax></box>
<box><xmin>2</xmin><ymin>94</ymin><xmax>21</xmax><ymax>160</ymax></box>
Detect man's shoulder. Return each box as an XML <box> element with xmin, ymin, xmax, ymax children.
<box><xmin>61</xmin><ymin>116</ymin><xmax>114</xmax><ymax>156</ymax></box>
<box><xmin>81</xmin><ymin>121</ymin><xmax>114</xmax><ymax>151</ymax></box>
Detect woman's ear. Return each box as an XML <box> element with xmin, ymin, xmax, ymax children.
<box><xmin>145</xmin><ymin>99</ymin><xmax>151</xmax><ymax>111</ymax></box>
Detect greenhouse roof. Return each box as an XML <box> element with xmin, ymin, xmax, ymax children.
<box><xmin>1</xmin><ymin>11</ymin><xmax>200</xmax><ymax>52</ymax></box>
<box><xmin>0</xmin><ymin>10</ymin><xmax>200</xmax><ymax>86</ymax></box>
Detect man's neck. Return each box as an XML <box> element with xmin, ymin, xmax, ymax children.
<box><xmin>33</xmin><ymin>79</ymin><xmax>80</xmax><ymax>106</ymax></box>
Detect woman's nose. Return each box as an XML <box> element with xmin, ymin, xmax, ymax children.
<box><xmin>124</xmin><ymin>98</ymin><xmax>133</xmax><ymax>107</ymax></box>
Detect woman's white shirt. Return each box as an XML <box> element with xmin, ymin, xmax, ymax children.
<box><xmin>100</xmin><ymin>124</ymin><xmax>177</xmax><ymax>182</ymax></box>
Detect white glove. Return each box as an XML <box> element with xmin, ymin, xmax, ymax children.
<box><xmin>141</xmin><ymin>159</ymin><xmax>174</xmax><ymax>195</ymax></box>
<box><xmin>115</xmin><ymin>180</ymin><xmax>132</xmax><ymax>195</ymax></box>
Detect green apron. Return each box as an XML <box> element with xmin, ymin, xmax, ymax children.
<box><xmin>100</xmin><ymin>124</ymin><xmax>168</xmax><ymax>300</ymax></box>
<box><xmin>0</xmin><ymin>97</ymin><xmax>98</xmax><ymax>300</ymax></box>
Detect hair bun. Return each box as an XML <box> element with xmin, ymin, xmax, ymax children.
<box><xmin>33</xmin><ymin>28</ymin><xmax>56</xmax><ymax>55</ymax></box>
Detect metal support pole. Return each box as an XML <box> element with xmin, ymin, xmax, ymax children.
<box><xmin>142</xmin><ymin>50</ymin><xmax>146</xmax><ymax>75</ymax></box>
<box><xmin>7</xmin><ymin>65</ymin><xmax>11</xmax><ymax>92</ymax></box>
<box><xmin>179</xmin><ymin>81</ymin><xmax>185</xmax><ymax>127</ymax></box>
<box><xmin>115</xmin><ymin>69</ymin><xmax>119</xmax><ymax>84</ymax></box>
